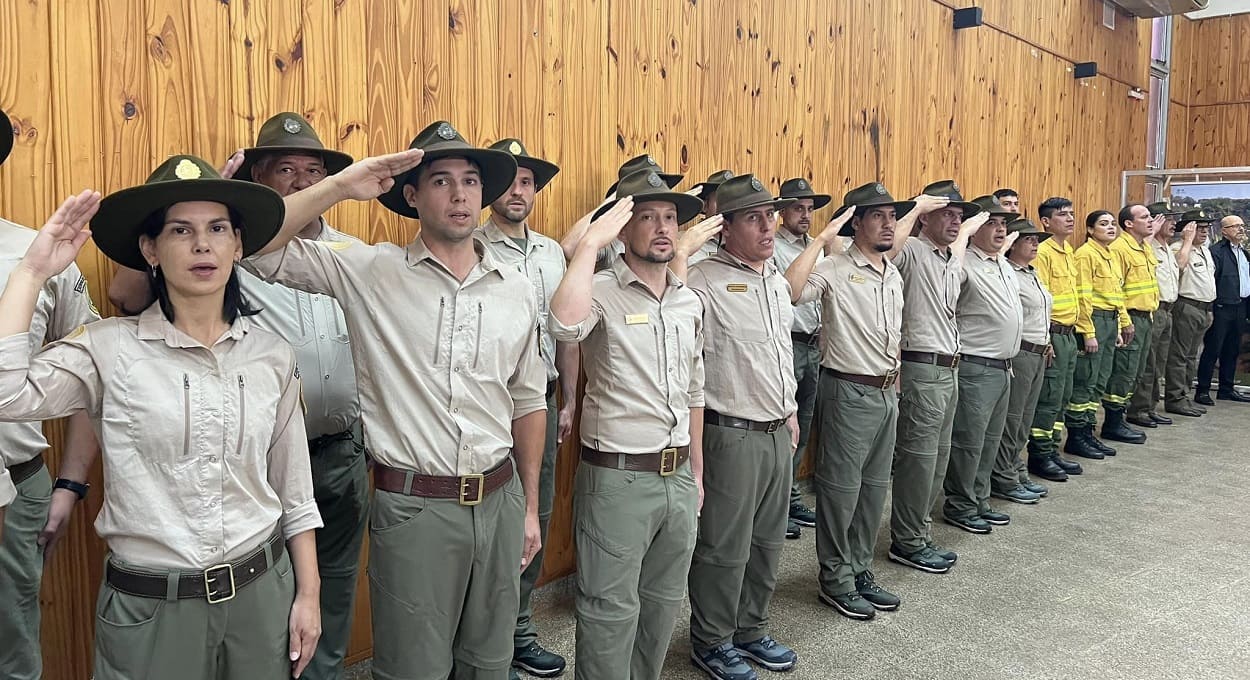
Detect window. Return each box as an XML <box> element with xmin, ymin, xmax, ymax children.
<box><xmin>1151</xmin><ymin>17</ymin><xmax>1172</xmax><ymax>69</ymax></box>
<box><xmin>1148</xmin><ymin>17</ymin><xmax>1172</xmax><ymax>168</ymax></box>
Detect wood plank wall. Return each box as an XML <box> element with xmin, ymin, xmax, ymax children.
<box><xmin>1</xmin><ymin>1</ymin><xmax>1150</xmax><ymax>676</ymax></box>
<box><xmin>1170</xmin><ymin>13</ymin><xmax>1250</xmax><ymax>168</ymax></box>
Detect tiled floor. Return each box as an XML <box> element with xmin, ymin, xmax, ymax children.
<box><xmin>349</xmin><ymin>401</ymin><xmax>1250</xmax><ymax>679</ymax></box>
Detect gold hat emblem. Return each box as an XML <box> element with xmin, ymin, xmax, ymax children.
<box><xmin>174</xmin><ymin>158</ymin><xmax>202</xmax><ymax>180</ymax></box>
<box><xmin>283</xmin><ymin>117</ymin><xmax>302</xmax><ymax>134</ymax></box>
<box><xmin>436</xmin><ymin>123</ymin><xmax>457</xmax><ymax>140</ymax></box>
<box><xmin>508</xmin><ymin>140</ymin><xmax>523</xmax><ymax>155</ymax></box>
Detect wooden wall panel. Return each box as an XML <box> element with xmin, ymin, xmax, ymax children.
<box><xmin>2</xmin><ymin>1</ymin><xmax>1149</xmax><ymax>675</ymax></box>
<box><xmin>1172</xmin><ymin>13</ymin><xmax>1250</xmax><ymax>169</ymax></box>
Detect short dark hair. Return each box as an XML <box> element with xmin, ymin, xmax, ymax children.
<box><xmin>140</xmin><ymin>205</ymin><xmax>261</xmax><ymax>324</ymax></box>
<box><xmin>1086</xmin><ymin>210</ymin><xmax>1114</xmax><ymax>230</ymax></box>
<box><xmin>1038</xmin><ymin>197</ymin><xmax>1073</xmax><ymax>220</ymax></box>
<box><xmin>994</xmin><ymin>188</ymin><xmax>1018</xmax><ymax>200</ymax></box>
<box><xmin>1118</xmin><ymin>204</ymin><xmax>1141</xmax><ymax>230</ymax></box>
<box><xmin>405</xmin><ymin>155</ymin><xmax>482</xmax><ymax>189</ymax></box>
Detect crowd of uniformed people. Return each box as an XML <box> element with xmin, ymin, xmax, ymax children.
<box><xmin>0</xmin><ymin>110</ymin><xmax>1243</xmax><ymax>680</ymax></box>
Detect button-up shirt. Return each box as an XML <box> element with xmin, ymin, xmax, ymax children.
<box><xmin>1012</xmin><ymin>261</ymin><xmax>1054</xmax><ymax>345</ymax></box>
<box><xmin>550</xmin><ymin>257</ymin><xmax>705</xmax><ymax>453</ymax></box>
<box><xmin>687</xmin><ymin>250</ymin><xmax>797</xmax><ymax>421</ymax></box>
<box><xmin>1151</xmin><ymin>238</ymin><xmax>1180</xmax><ymax>304</ymax></box>
<box><xmin>1110</xmin><ymin>232</ymin><xmax>1159</xmax><ymax>313</ymax></box>
<box><xmin>771</xmin><ymin>228</ymin><xmax>822</xmax><ymax>334</ymax></box>
<box><xmin>0</xmin><ymin>218</ymin><xmax>100</xmax><ymax>467</ymax></box>
<box><xmin>476</xmin><ymin>220</ymin><xmax>568</xmax><ymax>383</ymax></box>
<box><xmin>1175</xmin><ymin>241</ymin><xmax>1217</xmax><ymax>302</ymax></box>
<box><xmin>1235</xmin><ymin>246</ymin><xmax>1250</xmax><ymax>298</ymax></box>
<box><xmin>1035</xmin><ymin>237</ymin><xmax>1079</xmax><ymax>326</ymax></box>
<box><xmin>0</xmin><ymin>308</ymin><xmax>321</xmax><ymax>570</ymax></box>
<box><xmin>893</xmin><ymin>233</ymin><xmax>961</xmax><ymax>354</ymax></box>
<box><xmin>246</xmin><ymin>237</ymin><xmax>547</xmax><ymax>476</ymax></box>
<box><xmin>796</xmin><ymin>244</ymin><xmax>903</xmax><ymax>376</ymax></box>
<box><xmin>957</xmin><ymin>247</ymin><xmax>1024</xmax><ymax>360</ymax></box>
<box><xmin>240</xmin><ymin>222</ymin><xmax>360</xmax><ymax>439</ymax></box>
<box><xmin>687</xmin><ymin>239</ymin><xmax>719</xmax><ymax>267</ymax></box>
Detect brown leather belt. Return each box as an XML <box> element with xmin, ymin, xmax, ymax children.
<box><xmin>705</xmin><ymin>410</ymin><xmax>787</xmax><ymax>433</ymax></box>
<box><xmin>900</xmin><ymin>351</ymin><xmax>960</xmax><ymax>368</ymax></box>
<box><xmin>1092</xmin><ymin>309</ymin><xmax>1118</xmax><ymax>319</ymax></box>
<box><xmin>1020</xmin><ymin>340</ymin><xmax>1049</xmax><ymax>355</ymax></box>
<box><xmin>1177</xmin><ymin>297</ymin><xmax>1212</xmax><ymax>312</ymax></box>
<box><xmin>1129</xmin><ymin>309</ymin><xmax>1153</xmax><ymax>318</ymax></box>
<box><xmin>1157</xmin><ymin>300</ymin><xmax>1174</xmax><ymax>312</ymax></box>
<box><xmin>105</xmin><ymin>532</ymin><xmax>284</xmax><ymax>603</ymax></box>
<box><xmin>791</xmin><ymin>331</ymin><xmax>820</xmax><ymax>347</ymax></box>
<box><xmin>823</xmin><ymin>367</ymin><xmax>899</xmax><ymax>390</ymax></box>
<box><xmin>581</xmin><ymin>446</ymin><xmax>690</xmax><ymax>476</ymax></box>
<box><xmin>960</xmin><ymin>354</ymin><xmax>1012</xmax><ymax>371</ymax></box>
<box><xmin>7</xmin><ymin>454</ymin><xmax>44</xmax><ymax>485</ymax></box>
<box><xmin>373</xmin><ymin>458</ymin><xmax>513</xmax><ymax>506</ymax></box>
<box><xmin>1049</xmin><ymin>322</ymin><xmax>1075</xmax><ymax>336</ymax></box>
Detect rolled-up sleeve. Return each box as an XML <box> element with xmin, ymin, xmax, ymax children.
<box><xmin>509</xmin><ymin>319</ymin><xmax>549</xmax><ymax>420</ymax></box>
<box><xmin>796</xmin><ymin>259</ymin><xmax>834</xmax><ymax>306</ymax></box>
<box><xmin>688</xmin><ymin>314</ymin><xmax>706</xmax><ymax>408</ymax></box>
<box><xmin>266</xmin><ymin>351</ymin><xmax>323</xmax><ymax>539</ymax></box>
<box><xmin>245</xmin><ymin>238</ymin><xmax>369</xmax><ymax>300</ymax></box>
<box><xmin>0</xmin><ymin>328</ymin><xmax>100</xmax><ymax>422</ymax></box>
<box><xmin>549</xmin><ymin>299</ymin><xmax>605</xmax><ymax>343</ymax></box>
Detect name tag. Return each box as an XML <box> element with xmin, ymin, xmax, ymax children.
<box><xmin>726</xmin><ymin>283</ymin><xmax>748</xmax><ymax>293</ymax></box>
<box><xmin>625</xmin><ymin>314</ymin><xmax>649</xmax><ymax>325</ymax></box>
<box><xmin>848</xmin><ymin>274</ymin><xmax>866</xmax><ymax>284</ymax></box>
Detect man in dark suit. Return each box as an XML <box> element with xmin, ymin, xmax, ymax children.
<box><xmin>1195</xmin><ymin>215</ymin><xmax>1250</xmax><ymax>404</ymax></box>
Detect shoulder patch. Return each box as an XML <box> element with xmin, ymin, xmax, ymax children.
<box><xmin>65</xmin><ymin>325</ymin><xmax>87</xmax><ymax>341</ymax></box>
<box><xmin>320</xmin><ymin>240</ymin><xmax>353</xmax><ymax>251</ymax></box>
<box><xmin>74</xmin><ymin>276</ymin><xmax>87</xmax><ymax>294</ymax></box>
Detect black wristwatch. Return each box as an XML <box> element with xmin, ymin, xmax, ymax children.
<box><xmin>53</xmin><ymin>478</ymin><xmax>90</xmax><ymax>501</ymax></box>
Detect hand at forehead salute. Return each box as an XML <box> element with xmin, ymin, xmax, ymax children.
<box><xmin>18</xmin><ymin>190</ymin><xmax>102</xmax><ymax>281</ymax></box>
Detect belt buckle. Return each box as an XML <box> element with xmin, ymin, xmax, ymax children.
<box><xmin>949</xmin><ymin>355</ymin><xmax>960</xmax><ymax>369</ymax></box>
<box><xmin>459</xmin><ymin>474</ymin><xmax>485</xmax><ymax>506</ymax></box>
<box><xmin>659</xmin><ymin>448</ymin><xmax>679</xmax><ymax>476</ymax></box>
<box><xmin>204</xmin><ymin>563</ymin><xmax>236</xmax><ymax>604</ymax></box>
<box><xmin>765</xmin><ymin>420</ymin><xmax>780</xmax><ymax>433</ymax></box>
<box><xmin>882</xmin><ymin>370</ymin><xmax>899</xmax><ymax>390</ymax></box>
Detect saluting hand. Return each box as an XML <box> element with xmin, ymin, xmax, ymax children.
<box><xmin>219</xmin><ymin>149</ymin><xmax>246</xmax><ymax>180</ymax></box>
<box><xmin>676</xmin><ymin>214</ymin><xmax>725</xmax><ymax>258</ymax></box>
<box><xmin>1181</xmin><ymin>221</ymin><xmax>1197</xmax><ymax>242</ymax></box>
<box><xmin>580</xmin><ymin>196</ymin><xmax>635</xmax><ymax>252</ymax></box>
<box><xmin>331</xmin><ymin>148</ymin><xmax>426</xmax><ymax>201</ymax></box>
<box><xmin>909</xmin><ymin>194</ymin><xmax>951</xmax><ymax>216</ymax></box>
<box><xmin>820</xmin><ymin>208</ymin><xmax>856</xmax><ymax>253</ymax></box>
<box><xmin>960</xmin><ymin>211</ymin><xmax>991</xmax><ymax>236</ymax></box>
<box><xmin>1000</xmin><ymin>230</ymin><xmax>1021</xmax><ymax>256</ymax></box>
<box><xmin>20</xmin><ymin>190</ymin><xmax>102</xmax><ymax>281</ymax></box>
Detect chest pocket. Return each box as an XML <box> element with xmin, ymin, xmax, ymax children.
<box><xmin>720</xmin><ymin>282</ymin><xmax>770</xmax><ymax>343</ymax></box>
<box><xmin>115</xmin><ymin>359</ymin><xmax>205</xmax><ymax>473</ymax></box>
<box><xmin>605</xmin><ymin>314</ymin><xmax>663</xmax><ymax>386</ymax></box>
<box><xmin>230</xmin><ymin>369</ymin><xmax>282</xmax><ymax>462</ymax></box>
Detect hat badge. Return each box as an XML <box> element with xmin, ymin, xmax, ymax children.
<box><xmin>436</xmin><ymin>123</ymin><xmax>457</xmax><ymax>140</ymax></box>
<box><xmin>722</xmin><ymin>170</ymin><xmax>734</xmax><ymax>180</ymax></box>
<box><xmin>508</xmin><ymin>140</ymin><xmax>523</xmax><ymax>155</ymax></box>
<box><xmin>644</xmin><ymin>155</ymin><xmax>656</xmax><ymax>166</ymax></box>
<box><xmin>750</xmin><ymin>177</ymin><xmax>764</xmax><ymax>192</ymax></box>
<box><xmin>647</xmin><ymin>172</ymin><xmax>664</xmax><ymax>188</ymax></box>
<box><xmin>174</xmin><ymin>158</ymin><xmax>203</xmax><ymax>180</ymax></box>
<box><xmin>283</xmin><ymin>117</ymin><xmax>302</xmax><ymax>134</ymax></box>
<box><xmin>951</xmin><ymin>182</ymin><xmax>960</xmax><ymax>193</ymax></box>
<box><xmin>874</xmin><ymin>184</ymin><xmax>886</xmax><ymax>195</ymax></box>
<box><xmin>797</xmin><ymin>179</ymin><xmax>807</xmax><ymax>189</ymax></box>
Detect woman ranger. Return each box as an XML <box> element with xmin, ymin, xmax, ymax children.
<box><xmin>0</xmin><ymin>155</ymin><xmax>323</xmax><ymax>679</ymax></box>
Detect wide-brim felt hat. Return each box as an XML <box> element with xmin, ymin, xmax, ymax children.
<box><xmin>833</xmin><ymin>182</ymin><xmax>916</xmax><ymax>236</ymax></box>
<box><xmin>1146</xmin><ymin>200</ymin><xmax>1184</xmax><ymax>217</ymax></box>
<box><xmin>690</xmin><ymin>170</ymin><xmax>735</xmax><ymax>201</ymax></box>
<box><xmin>716</xmin><ymin>174</ymin><xmax>795</xmax><ymax>215</ymax></box>
<box><xmin>236</xmin><ymin>112</ymin><xmax>354</xmax><ymax>182</ymax></box>
<box><xmin>919</xmin><ymin>179</ymin><xmax>979</xmax><ymax>219</ymax></box>
<box><xmin>779</xmin><ymin>177</ymin><xmax>832</xmax><ymax>210</ymax></box>
<box><xmin>1181</xmin><ymin>208</ymin><xmax>1216</xmax><ymax>224</ymax></box>
<box><xmin>1006</xmin><ymin>217</ymin><xmax>1053</xmax><ymax>243</ymax></box>
<box><xmin>0</xmin><ymin>107</ymin><xmax>12</xmax><ymax>168</ymax></box>
<box><xmin>92</xmin><ymin>155</ymin><xmax>285</xmax><ymax>271</ymax></box>
<box><xmin>593</xmin><ymin>169</ymin><xmax>703</xmax><ymax>224</ymax></box>
<box><xmin>378</xmin><ymin>121</ymin><xmax>518</xmax><ymax>219</ymax></box>
<box><xmin>970</xmin><ymin>194</ymin><xmax>1017</xmax><ymax>219</ymax></box>
<box><xmin>487</xmin><ymin>138</ymin><xmax>560</xmax><ymax>191</ymax></box>
<box><xmin>604</xmin><ymin>154</ymin><xmax>683</xmax><ymax>198</ymax></box>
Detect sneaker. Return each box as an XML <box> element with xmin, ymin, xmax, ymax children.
<box><xmin>513</xmin><ymin>641</ymin><xmax>566</xmax><ymax>678</ymax></box>
<box><xmin>1020</xmin><ymin>478</ymin><xmax>1048</xmax><ymax>497</ymax></box>
<box><xmin>991</xmin><ymin>485</ymin><xmax>1041</xmax><ymax>505</ymax></box>
<box><xmin>818</xmin><ymin>590</ymin><xmax>876</xmax><ymax>620</ymax></box>
<box><xmin>855</xmin><ymin>571</ymin><xmax>901</xmax><ymax>611</ymax></box>
<box><xmin>788</xmin><ymin>502</ymin><xmax>816</xmax><ymax>527</ymax></box>
<box><xmin>691</xmin><ymin>643</ymin><xmax>758</xmax><ymax>680</ymax></box>
<box><xmin>980</xmin><ymin>510</ymin><xmax>1011</xmax><ymax>526</ymax></box>
<box><xmin>944</xmin><ymin>514</ymin><xmax>993</xmax><ymax>534</ymax></box>
<box><xmin>735</xmin><ymin>636</ymin><xmax>798</xmax><ymax>672</ymax></box>
<box><xmin>785</xmin><ymin>518</ymin><xmax>801</xmax><ymax>540</ymax></box>
<box><xmin>887</xmin><ymin>544</ymin><xmax>952</xmax><ymax>574</ymax></box>
<box><xmin>926</xmin><ymin>541</ymin><xmax>958</xmax><ymax>564</ymax></box>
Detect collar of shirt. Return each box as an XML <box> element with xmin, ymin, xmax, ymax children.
<box><xmin>610</xmin><ymin>254</ymin><xmax>685</xmax><ymax>295</ymax></box>
<box><xmin>480</xmin><ymin>218</ymin><xmax>536</xmax><ymax>253</ymax></box>
<box><xmin>404</xmin><ymin>235</ymin><xmax>503</xmax><ymax>280</ymax></box>
<box><xmin>709</xmin><ymin>247</ymin><xmax>778</xmax><ymax>277</ymax></box>
<box><xmin>1010</xmin><ymin>261</ymin><xmax>1035</xmax><ymax>274</ymax></box>
<box><xmin>969</xmin><ymin>245</ymin><xmax>1001</xmax><ymax>262</ymax></box>
<box><xmin>1084</xmin><ymin>239</ymin><xmax>1115</xmax><ymax>260</ymax></box>
<box><xmin>1040</xmin><ymin>237</ymin><xmax>1073</xmax><ymax>257</ymax></box>
<box><xmin>917</xmin><ymin>231</ymin><xmax>952</xmax><ymax>260</ymax></box>
<box><xmin>846</xmin><ymin>242</ymin><xmax>888</xmax><ymax>274</ymax></box>
<box><xmin>136</xmin><ymin>305</ymin><xmax>250</xmax><ymax>349</ymax></box>
<box><xmin>775</xmin><ymin>228</ymin><xmax>809</xmax><ymax>247</ymax></box>
<box><xmin>1116</xmin><ymin>231</ymin><xmax>1152</xmax><ymax>256</ymax></box>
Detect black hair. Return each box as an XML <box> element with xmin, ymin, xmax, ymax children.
<box><xmin>1117</xmin><ymin>204</ymin><xmax>1141</xmax><ymax>230</ymax></box>
<box><xmin>404</xmin><ymin>155</ymin><xmax>483</xmax><ymax>189</ymax></box>
<box><xmin>993</xmin><ymin>188</ymin><xmax>1018</xmax><ymax>200</ymax></box>
<box><xmin>139</xmin><ymin>205</ymin><xmax>262</xmax><ymax>324</ymax></box>
<box><xmin>1085</xmin><ymin>210</ymin><xmax>1114</xmax><ymax>230</ymax></box>
<box><xmin>1037</xmin><ymin>197</ymin><xmax>1072</xmax><ymax>220</ymax></box>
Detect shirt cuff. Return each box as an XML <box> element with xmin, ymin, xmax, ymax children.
<box><xmin>280</xmin><ymin>499</ymin><xmax>324</xmax><ymax>540</ymax></box>
<box><xmin>548</xmin><ymin>314</ymin><xmax>589</xmax><ymax>343</ymax></box>
<box><xmin>513</xmin><ymin>398</ymin><xmax>548</xmax><ymax>420</ymax></box>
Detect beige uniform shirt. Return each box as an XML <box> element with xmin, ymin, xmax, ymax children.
<box><xmin>476</xmin><ymin>220</ymin><xmax>567</xmax><ymax>383</ymax></box>
<box><xmin>688</xmin><ymin>251</ymin><xmax>797</xmax><ymax>421</ymax></box>
<box><xmin>957</xmin><ymin>247</ymin><xmax>1024</xmax><ymax>360</ymax></box>
<box><xmin>240</xmin><ymin>222</ymin><xmax>360</xmax><ymax>438</ymax></box>
<box><xmin>0</xmin><ymin>308</ymin><xmax>321</xmax><ymax>570</ymax></box>
<box><xmin>0</xmin><ymin>467</ymin><xmax>13</xmax><ymax>508</ymax></box>
<box><xmin>550</xmin><ymin>257</ymin><xmax>705</xmax><ymax>453</ymax></box>
<box><xmin>0</xmin><ymin>218</ymin><xmax>100</xmax><ymax>467</ymax></box>
<box><xmin>796</xmin><ymin>244</ymin><xmax>904</xmax><ymax>376</ymax></box>
<box><xmin>247</xmin><ymin>236</ymin><xmax>547</xmax><ymax>476</ymax></box>
<box><xmin>1012</xmin><ymin>262</ymin><xmax>1054</xmax><ymax>346</ymax></box>
<box><xmin>771</xmin><ymin>229</ymin><xmax>822</xmax><ymax>334</ymax></box>
<box><xmin>1151</xmin><ymin>239</ymin><xmax>1180</xmax><ymax>304</ymax></box>
<box><xmin>687</xmin><ymin>239</ymin><xmax>719</xmax><ymax>267</ymax></box>
<box><xmin>1175</xmin><ymin>241</ymin><xmax>1216</xmax><ymax>303</ymax></box>
<box><xmin>893</xmin><ymin>234</ymin><xmax>962</xmax><ymax>354</ymax></box>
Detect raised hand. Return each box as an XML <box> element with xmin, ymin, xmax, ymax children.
<box><xmin>960</xmin><ymin>211</ymin><xmax>991</xmax><ymax>236</ymax></box>
<box><xmin>1180</xmin><ymin>221</ymin><xmax>1197</xmax><ymax>242</ymax></box>
<box><xmin>909</xmin><ymin>194</ymin><xmax>952</xmax><ymax>216</ymax></box>
<box><xmin>677</xmin><ymin>214</ymin><xmax>725</xmax><ymax>258</ymax></box>
<box><xmin>20</xmin><ymin>190</ymin><xmax>102</xmax><ymax>281</ymax></box>
<box><xmin>219</xmin><ymin>149</ymin><xmax>246</xmax><ymax>180</ymax></box>
<box><xmin>820</xmin><ymin>207</ymin><xmax>856</xmax><ymax>251</ymax></box>
<box><xmin>1000</xmin><ymin>230</ymin><xmax>1021</xmax><ymax>255</ymax></box>
<box><xmin>332</xmin><ymin>148</ymin><xmax>425</xmax><ymax>201</ymax></box>
<box><xmin>581</xmin><ymin>197</ymin><xmax>635</xmax><ymax>252</ymax></box>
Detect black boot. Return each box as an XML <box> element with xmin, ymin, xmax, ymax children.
<box><xmin>1063</xmin><ymin>426</ymin><xmax>1105</xmax><ymax>459</ymax></box>
<box><xmin>1052</xmin><ymin>454</ymin><xmax>1083</xmax><ymax>475</ymax></box>
<box><xmin>1100</xmin><ymin>409</ymin><xmax>1146</xmax><ymax>444</ymax></box>
<box><xmin>1027</xmin><ymin>441</ymin><xmax>1068</xmax><ymax>482</ymax></box>
<box><xmin>1084</xmin><ymin>430</ymin><xmax>1117</xmax><ymax>457</ymax></box>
